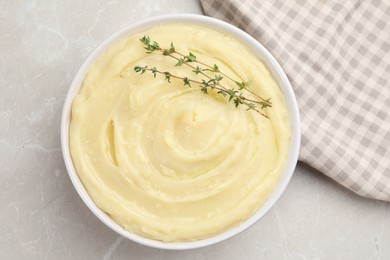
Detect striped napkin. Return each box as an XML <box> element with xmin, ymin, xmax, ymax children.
<box><xmin>200</xmin><ymin>0</ymin><xmax>390</xmax><ymax>201</ymax></box>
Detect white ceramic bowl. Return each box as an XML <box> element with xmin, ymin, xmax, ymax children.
<box><xmin>61</xmin><ymin>14</ymin><xmax>300</xmax><ymax>250</ymax></box>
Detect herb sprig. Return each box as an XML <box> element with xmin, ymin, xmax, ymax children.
<box><xmin>130</xmin><ymin>36</ymin><xmax>271</xmax><ymax>118</ymax></box>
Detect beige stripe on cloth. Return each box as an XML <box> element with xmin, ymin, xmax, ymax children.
<box><xmin>200</xmin><ymin>0</ymin><xmax>390</xmax><ymax>201</ymax></box>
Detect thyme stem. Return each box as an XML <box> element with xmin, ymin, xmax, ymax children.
<box><xmin>131</xmin><ymin>36</ymin><xmax>272</xmax><ymax>118</ymax></box>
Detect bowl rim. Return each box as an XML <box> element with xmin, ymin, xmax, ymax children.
<box><xmin>61</xmin><ymin>13</ymin><xmax>301</xmax><ymax>250</ymax></box>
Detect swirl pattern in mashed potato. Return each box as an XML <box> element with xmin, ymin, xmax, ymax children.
<box><xmin>69</xmin><ymin>24</ymin><xmax>291</xmax><ymax>242</ymax></box>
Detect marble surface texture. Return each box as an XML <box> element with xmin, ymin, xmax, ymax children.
<box><xmin>1</xmin><ymin>0</ymin><xmax>389</xmax><ymax>259</ymax></box>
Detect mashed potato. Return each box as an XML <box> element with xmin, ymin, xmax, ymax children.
<box><xmin>69</xmin><ymin>24</ymin><xmax>291</xmax><ymax>242</ymax></box>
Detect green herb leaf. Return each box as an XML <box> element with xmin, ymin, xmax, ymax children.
<box><xmin>193</xmin><ymin>66</ymin><xmax>202</xmax><ymax>74</ymax></box>
<box><xmin>151</xmin><ymin>67</ymin><xmax>157</xmax><ymax>78</ymax></box>
<box><xmin>134</xmin><ymin>65</ymin><xmax>147</xmax><ymax>74</ymax></box>
<box><xmin>214</xmin><ymin>75</ymin><xmax>223</xmax><ymax>82</ymax></box>
<box><xmin>163</xmin><ymin>42</ymin><xmax>175</xmax><ymax>55</ymax></box>
<box><xmin>234</xmin><ymin>97</ymin><xmax>242</xmax><ymax>107</ymax></box>
<box><xmin>212</xmin><ymin>64</ymin><xmax>220</xmax><ymax>72</ymax></box>
<box><xmin>134</xmin><ymin>35</ymin><xmax>272</xmax><ymax>118</ymax></box>
<box><xmin>140</xmin><ymin>35</ymin><xmax>160</xmax><ymax>53</ymax></box>
<box><xmin>175</xmin><ymin>58</ymin><xmax>185</xmax><ymax>66</ymax></box>
<box><xmin>164</xmin><ymin>72</ymin><xmax>171</xmax><ymax>83</ymax></box>
<box><xmin>183</xmin><ymin>77</ymin><xmax>191</xmax><ymax>87</ymax></box>
<box><xmin>246</xmin><ymin>103</ymin><xmax>256</xmax><ymax>111</ymax></box>
<box><xmin>186</xmin><ymin>52</ymin><xmax>196</xmax><ymax>62</ymax></box>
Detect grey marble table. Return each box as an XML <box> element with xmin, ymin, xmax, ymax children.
<box><xmin>1</xmin><ymin>0</ymin><xmax>389</xmax><ymax>259</ymax></box>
